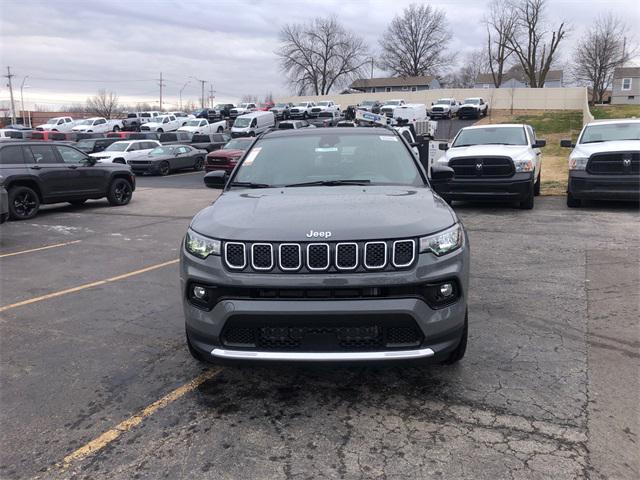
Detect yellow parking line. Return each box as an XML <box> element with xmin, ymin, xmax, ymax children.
<box><xmin>58</xmin><ymin>367</ymin><xmax>223</xmax><ymax>470</ymax></box>
<box><xmin>0</xmin><ymin>259</ymin><xmax>179</xmax><ymax>313</ymax></box>
<box><xmin>0</xmin><ymin>240</ymin><xmax>82</xmax><ymax>259</ymax></box>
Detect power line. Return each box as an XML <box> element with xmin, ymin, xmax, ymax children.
<box><xmin>4</xmin><ymin>67</ymin><xmax>16</xmax><ymax>124</ymax></box>
<box><xmin>28</xmin><ymin>76</ymin><xmax>156</xmax><ymax>83</ymax></box>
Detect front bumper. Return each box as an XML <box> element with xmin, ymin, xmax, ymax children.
<box><xmin>568</xmin><ymin>170</ymin><xmax>639</xmax><ymax>201</ymax></box>
<box><xmin>433</xmin><ymin>172</ymin><xmax>533</xmax><ymax>201</ymax></box>
<box><xmin>129</xmin><ymin>163</ymin><xmax>162</xmax><ymax>175</ymax></box>
<box><xmin>180</xmin><ymin>239</ymin><xmax>470</xmax><ymax>363</ymax></box>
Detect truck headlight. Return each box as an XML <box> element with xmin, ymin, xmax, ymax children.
<box><xmin>569</xmin><ymin>157</ymin><xmax>588</xmax><ymax>170</ymax></box>
<box><xmin>419</xmin><ymin>224</ymin><xmax>463</xmax><ymax>256</ymax></box>
<box><xmin>185</xmin><ymin>229</ymin><xmax>221</xmax><ymax>259</ymax></box>
<box><xmin>513</xmin><ymin>158</ymin><xmax>534</xmax><ymax>172</ymax></box>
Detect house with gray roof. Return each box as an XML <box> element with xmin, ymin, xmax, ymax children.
<box><xmin>350</xmin><ymin>76</ymin><xmax>441</xmax><ymax>93</ymax></box>
<box><xmin>474</xmin><ymin>66</ymin><xmax>564</xmax><ymax>88</ymax></box>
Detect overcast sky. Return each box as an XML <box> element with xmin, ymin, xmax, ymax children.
<box><xmin>1</xmin><ymin>0</ymin><xmax>638</xmax><ymax>110</ymax></box>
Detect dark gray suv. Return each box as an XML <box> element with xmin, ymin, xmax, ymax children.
<box><xmin>181</xmin><ymin>127</ymin><xmax>469</xmax><ymax>364</ymax></box>
<box><xmin>0</xmin><ymin>141</ymin><xmax>136</xmax><ymax>220</ymax></box>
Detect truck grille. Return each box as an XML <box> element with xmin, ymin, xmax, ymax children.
<box><xmin>380</xmin><ymin>107</ymin><xmax>394</xmax><ymax>117</ymax></box>
<box><xmin>587</xmin><ymin>152</ymin><xmax>639</xmax><ymax>175</ymax></box>
<box><xmin>458</xmin><ymin>107</ymin><xmax>478</xmax><ymax>116</ymax></box>
<box><xmin>431</xmin><ymin>107</ymin><xmax>444</xmax><ymax>112</ymax></box>
<box><xmin>449</xmin><ymin>156</ymin><xmax>514</xmax><ymax>178</ymax></box>
<box><xmin>221</xmin><ymin>316</ymin><xmax>424</xmax><ymax>351</ymax></box>
<box><xmin>311</xmin><ymin>107</ymin><xmax>322</xmax><ymax>113</ymax></box>
<box><xmin>222</xmin><ymin>239</ymin><xmax>416</xmax><ymax>273</ymax></box>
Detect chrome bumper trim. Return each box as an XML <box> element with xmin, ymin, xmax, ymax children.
<box><xmin>211</xmin><ymin>348</ymin><xmax>435</xmax><ymax>361</ymax></box>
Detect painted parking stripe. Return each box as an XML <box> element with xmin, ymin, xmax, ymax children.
<box><xmin>57</xmin><ymin>367</ymin><xmax>223</xmax><ymax>470</ymax></box>
<box><xmin>0</xmin><ymin>259</ymin><xmax>179</xmax><ymax>313</ymax></box>
<box><xmin>0</xmin><ymin>240</ymin><xmax>82</xmax><ymax>259</ymax></box>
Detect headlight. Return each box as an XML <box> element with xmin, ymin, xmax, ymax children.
<box><xmin>185</xmin><ymin>229</ymin><xmax>221</xmax><ymax>259</ymax></box>
<box><xmin>419</xmin><ymin>224</ymin><xmax>463</xmax><ymax>256</ymax></box>
<box><xmin>569</xmin><ymin>157</ymin><xmax>588</xmax><ymax>170</ymax></box>
<box><xmin>513</xmin><ymin>158</ymin><xmax>534</xmax><ymax>172</ymax></box>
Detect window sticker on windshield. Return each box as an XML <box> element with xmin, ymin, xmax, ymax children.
<box><xmin>243</xmin><ymin>147</ymin><xmax>261</xmax><ymax>165</ymax></box>
<box><xmin>379</xmin><ymin>136</ymin><xmax>398</xmax><ymax>142</ymax></box>
<box><xmin>315</xmin><ymin>147</ymin><xmax>338</xmax><ymax>152</ymax></box>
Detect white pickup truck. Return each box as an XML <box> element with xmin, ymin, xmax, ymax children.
<box><xmin>435</xmin><ymin>123</ymin><xmax>545</xmax><ymax>209</ymax></box>
<box><xmin>289</xmin><ymin>101</ymin><xmax>316</xmax><ymax>119</ymax></box>
<box><xmin>429</xmin><ymin>98</ymin><xmax>459</xmax><ymax>119</ymax></box>
<box><xmin>309</xmin><ymin>101</ymin><xmax>340</xmax><ymax>118</ymax></box>
<box><xmin>35</xmin><ymin>116</ymin><xmax>75</xmax><ymax>132</ymax></box>
<box><xmin>457</xmin><ymin>98</ymin><xmax>489</xmax><ymax>119</ymax></box>
<box><xmin>71</xmin><ymin>117</ymin><xmax>123</xmax><ymax>133</ymax></box>
<box><xmin>178</xmin><ymin>118</ymin><xmax>226</xmax><ymax>135</ymax></box>
<box><xmin>379</xmin><ymin>99</ymin><xmax>406</xmax><ymax>118</ymax></box>
<box><xmin>139</xmin><ymin>115</ymin><xmax>182</xmax><ymax>132</ymax></box>
<box><xmin>229</xmin><ymin>103</ymin><xmax>257</xmax><ymax>119</ymax></box>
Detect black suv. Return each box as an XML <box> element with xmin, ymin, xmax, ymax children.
<box><xmin>0</xmin><ymin>141</ymin><xmax>136</xmax><ymax>220</ymax></box>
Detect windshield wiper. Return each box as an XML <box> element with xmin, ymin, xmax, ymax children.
<box><xmin>581</xmin><ymin>140</ymin><xmax>606</xmax><ymax>144</ymax></box>
<box><xmin>284</xmin><ymin>179</ymin><xmax>371</xmax><ymax>187</ymax></box>
<box><xmin>229</xmin><ymin>181</ymin><xmax>272</xmax><ymax>188</ymax></box>
<box><xmin>453</xmin><ymin>144</ymin><xmax>475</xmax><ymax>147</ymax></box>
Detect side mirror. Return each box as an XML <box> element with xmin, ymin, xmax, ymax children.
<box><xmin>85</xmin><ymin>156</ymin><xmax>97</xmax><ymax>166</ymax></box>
<box><xmin>438</xmin><ymin>143</ymin><xmax>449</xmax><ymax>151</ymax></box>
<box><xmin>560</xmin><ymin>139</ymin><xmax>574</xmax><ymax>148</ymax></box>
<box><xmin>204</xmin><ymin>170</ymin><xmax>227</xmax><ymax>189</ymax></box>
<box><xmin>533</xmin><ymin>139</ymin><xmax>546</xmax><ymax>148</ymax></box>
<box><xmin>430</xmin><ymin>165</ymin><xmax>455</xmax><ymax>181</ymax></box>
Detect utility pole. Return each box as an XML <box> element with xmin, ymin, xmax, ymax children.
<box><xmin>5</xmin><ymin>66</ymin><xmax>16</xmax><ymax>124</ymax></box>
<box><xmin>190</xmin><ymin>76</ymin><xmax>207</xmax><ymax>109</ymax></box>
<box><xmin>20</xmin><ymin>75</ymin><xmax>29</xmax><ymax>127</ymax></box>
<box><xmin>370</xmin><ymin>58</ymin><xmax>374</xmax><ymax>79</ymax></box>
<box><xmin>208</xmin><ymin>84</ymin><xmax>216</xmax><ymax>108</ymax></box>
<box><xmin>158</xmin><ymin>72</ymin><xmax>166</xmax><ymax>111</ymax></box>
<box><xmin>179</xmin><ymin>81</ymin><xmax>190</xmax><ymax>110</ymax></box>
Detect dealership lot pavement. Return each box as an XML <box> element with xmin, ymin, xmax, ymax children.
<box><xmin>1</xmin><ymin>175</ymin><xmax>638</xmax><ymax>480</ymax></box>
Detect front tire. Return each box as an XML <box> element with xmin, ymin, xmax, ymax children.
<box><xmin>8</xmin><ymin>185</ymin><xmax>40</xmax><ymax>220</ymax></box>
<box><xmin>519</xmin><ymin>181</ymin><xmax>535</xmax><ymax>209</ymax></box>
<box><xmin>443</xmin><ymin>310</ymin><xmax>468</xmax><ymax>365</ymax></box>
<box><xmin>566</xmin><ymin>190</ymin><xmax>581</xmax><ymax>208</ymax></box>
<box><xmin>159</xmin><ymin>161</ymin><xmax>170</xmax><ymax>176</ymax></box>
<box><xmin>107</xmin><ymin>178</ymin><xmax>133</xmax><ymax>206</ymax></box>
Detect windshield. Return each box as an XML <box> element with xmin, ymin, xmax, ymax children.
<box><xmin>274</xmin><ymin>103</ymin><xmax>288</xmax><ymax>108</ymax></box>
<box><xmin>296</xmin><ymin>103</ymin><xmax>309</xmax><ymax>107</ymax></box>
<box><xmin>240</xmin><ymin>103</ymin><xmax>251</xmax><ymax>108</ymax></box>
<box><xmin>435</xmin><ymin>99</ymin><xmax>451</xmax><ymax>105</ymax></box>
<box><xmin>580</xmin><ymin>123</ymin><xmax>640</xmax><ymax>143</ymax></box>
<box><xmin>76</xmin><ymin>119</ymin><xmax>94</xmax><ymax>125</ymax></box>
<box><xmin>463</xmin><ymin>99</ymin><xmax>480</xmax><ymax>105</ymax></box>
<box><xmin>233</xmin><ymin>132</ymin><xmax>422</xmax><ymax>187</ymax></box>
<box><xmin>223</xmin><ymin>139</ymin><xmax>251</xmax><ymax>150</ymax></box>
<box><xmin>385</xmin><ymin>101</ymin><xmax>402</xmax><ymax>106</ymax></box>
<box><xmin>361</xmin><ymin>101</ymin><xmax>376</xmax><ymax>106</ymax></box>
<box><xmin>105</xmin><ymin>142</ymin><xmax>130</xmax><ymax>152</ymax></box>
<box><xmin>453</xmin><ymin>127</ymin><xmax>527</xmax><ymax>147</ymax></box>
<box><xmin>318</xmin><ymin>102</ymin><xmax>331</xmax><ymax>106</ymax></box>
<box><xmin>47</xmin><ymin>118</ymin><xmax>61</xmax><ymax>123</ymax></box>
<box><xmin>153</xmin><ymin>117</ymin><xmax>168</xmax><ymax>123</ymax></box>
<box><xmin>149</xmin><ymin>147</ymin><xmax>175</xmax><ymax>156</ymax></box>
<box><xmin>185</xmin><ymin>120</ymin><xmax>203</xmax><ymax>126</ymax></box>
<box><xmin>233</xmin><ymin>117</ymin><xmax>252</xmax><ymax>128</ymax></box>
<box><xmin>127</xmin><ymin>113</ymin><xmax>138</xmax><ymax>118</ymax></box>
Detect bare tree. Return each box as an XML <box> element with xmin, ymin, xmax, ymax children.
<box><xmin>278</xmin><ymin>16</ymin><xmax>369</xmax><ymax>95</ymax></box>
<box><xmin>264</xmin><ymin>92</ymin><xmax>274</xmax><ymax>104</ymax></box>
<box><xmin>378</xmin><ymin>4</ymin><xmax>453</xmax><ymax>77</ymax></box>
<box><xmin>484</xmin><ymin>0</ymin><xmax>518</xmax><ymax>87</ymax></box>
<box><xmin>241</xmin><ymin>94</ymin><xmax>258</xmax><ymax>103</ymax></box>
<box><xmin>573</xmin><ymin>14</ymin><xmax>634</xmax><ymax>103</ymax></box>
<box><xmin>86</xmin><ymin>90</ymin><xmax>120</xmax><ymax>118</ymax></box>
<box><xmin>505</xmin><ymin>0</ymin><xmax>568</xmax><ymax>88</ymax></box>
<box><xmin>444</xmin><ymin>50</ymin><xmax>489</xmax><ymax>88</ymax></box>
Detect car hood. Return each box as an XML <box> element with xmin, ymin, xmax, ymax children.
<box><xmin>129</xmin><ymin>153</ymin><xmax>170</xmax><ymax>161</ymax></box>
<box><xmin>190</xmin><ymin>185</ymin><xmax>456</xmax><ymax>242</ymax></box>
<box><xmin>207</xmin><ymin>149</ymin><xmax>243</xmax><ymax>158</ymax></box>
<box><xmin>460</xmin><ymin>103</ymin><xmax>480</xmax><ymax>108</ymax></box>
<box><xmin>90</xmin><ymin>151</ymin><xmax>121</xmax><ymax>158</ymax></box>
<box><xmin>571</xmin><ymin>140</ymin><xmax>640</xmax><ymax>158</ymax></box>
<box><xmin>446</xmin><ymin>144</ymin><xmax>532</xmax><ymax>160</ymax></box>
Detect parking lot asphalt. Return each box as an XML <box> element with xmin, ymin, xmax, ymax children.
<box><xmin>1</xmin><ymin>177</ymin><xmax>638</xmax><ymax>480</ymax></box>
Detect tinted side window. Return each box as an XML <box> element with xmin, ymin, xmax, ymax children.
<box><xmin>213</xmin><ymin>134</ymin><xmax>224</xmax><ymax>142</ymax></box>
<box><xmin>56</xmin><ymin>146</ymin><xmax>87</xmax><ymax>164</ymax></box>
<box><xmin>0</xmin><ymin>146</ymin><xmax>25</xmax><ymax>165</ymax></box>
<box><xmin>28</xmin><ymin>145</ymin><xmax>60</xmax><ymax>164</ymax></box>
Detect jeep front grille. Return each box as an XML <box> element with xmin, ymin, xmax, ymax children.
<box><xmin>449</xmin><ymin>156</ymin><xmax>515</xmax><ymax>178</ymax></box>
<box><xmin>587</xmin><ymin>152</ymin><xmax>639</xmax><ymax>175</ymax></box>
<box><xmin>222</xmin><ymin>239</ymin><xmax>416</xmax><ymax>273</ymax></box>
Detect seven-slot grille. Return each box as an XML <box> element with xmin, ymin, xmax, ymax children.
<box><xmin>449</xmin><ymin>156</ymin><xmax>515</xmax><ymax>177</ymax></box>
<box><xmin>587</xmin><ymin>152</ymin><xmax>639</xmax><ymax>175</ymax></box>
<box><xmin>222</xmin><ymin>239</ymin><xmax>416</xmax><ymax>273</ymax></box>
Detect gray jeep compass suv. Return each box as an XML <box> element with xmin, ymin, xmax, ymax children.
<box><xmin>181</xmin><ymin>127</ymin><xmax>469</xmax><ymax>364</ymax></box>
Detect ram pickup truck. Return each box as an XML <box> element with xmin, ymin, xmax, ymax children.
<box><xmin>269</xmin><ymin>102</ymin><xmax>294</xmax><ymax>120</ymax></box>
<box><xmin>229</xmin><ymin>103</ymin><xmax>257</xmax><ymax>119</ymax></box>
<box><xmin>158</xmin><ymin>131</ymin><xmax>193</xmax><ymax>145</ymax></box>
<box><xmin>561</xmin><ymin>119</ymin><xmax>640</xmax><ymax>207</ymax></box>
<box><xmin>457</xmin><ymin>98</ymin><xmax>489</xmax><ymax>119</ymax></box>
<box><xmin>90</xmin><ymin>139</ymin><xmax>161</xmax><ymax>164</ymax></box>
<box><xmin>430</xmin><ymin>98</ymin><xmax>459</xmax><ymax>119</ymax></box>
<box><xmin>178</xmin><ymin>118</ymin><xmax>226</xmax><ymax>135</ymax></box>
<box><xmin>357</xmin><ymin>100</ymin><xmax>383</xmax><ymax>114</ymax></box>
<box><xmin>183</xmin><ymin>127</ymin><xmax>469</xmax><ymax>365</ymax></box>
<box><xmin>189</xmin><ymin>133</ymin><xmax>231</xmax><ymax>153</ymax></box>
<box><xmin>435</xmin><ymin>124</ymin><xmax>545</xmax><ymax>209</ymax></box>
<box><xmin>71</xmin><ymin>117</ymin><xmax>123</xmax><ymax>133</ymax></box>
<box><xmin>289</xmin><ymin>101</ymin><xmax>316</xmax><ymax>119</ymax></box>
<box><xmin>140</xmin><ymin>115</ymin><xmax>181</xmax><ymax>132</ymax></box>
<box><xmin>309</xmin><ymin>101</ymin><xmax>340</xmax><ymax>118</ymax></box>
<box><xmin>380</xmin><ymin>99</ymin><xmax>406</xmax><ymax>118</ymax></box>
<box><xmin>308</xmin><ymin>111</ymin><xmax>340</xmax><ymax>127</ymax></box>
<box><xmin>35</xmin><ymin>117</ymin><xmax>75</xmax><ymax>132</ymax></box>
